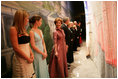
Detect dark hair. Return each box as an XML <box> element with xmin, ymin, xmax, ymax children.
<box><xmin>54</xmin><ymin>17</ymin><xmax>63</xmax><ymax>25</ymax></box>
<box><xmin>29</xmin><ymin>15</ymin><xmax>42</xmax><ymax>28</ymax></box>
<box><xmin>78</xmin><ymin>21</ymin><xmax>81</xmax><ymax>24</ymax></box>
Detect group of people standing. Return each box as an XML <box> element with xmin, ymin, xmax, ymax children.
<box><xmin>10</xmin><ymin>10</ymin><xmax>82</xmax><ymax>78</ymax></box>
<box><xmin>10</xmin><ymin>10</ymin><xmax>49</xmax><ymax>78</ymax></box>
<box><xmin>49</xmin><ymin>17</ymin><xmax>83</xmax><ymax>78</ymax></box>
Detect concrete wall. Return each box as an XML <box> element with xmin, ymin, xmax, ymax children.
<box><xmin>85</xmin><ymin>1</ymin><xmax>117</xmax><ymax>78</ymax></box>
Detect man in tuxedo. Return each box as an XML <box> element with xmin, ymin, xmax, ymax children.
<box><xmin>61</xmin><ymin>17</ymin><xmax>70</xmax><ymax>46</ymax></box>
<box><xmin>74</xmin><ymin>21</ymin><xmax>80</xmax><ymax>47</ymax></box>
<box><xmin>61</xmin><ymin>17</ymin><xmax>70</xmax><ymax>39</ymax></box>
<box><xmin>67</xmin><ymin>22</ymin><xmax>74</xmax><ymax>64</ymax></box>
<box><xmin>61</xmin><ymin>17</ymin><xmax>74</xmax><ymax>69</ymax></box>
<box><xmin>73</xmin><ymin>21</ymin><xmax>79</xmax><ymax>49</ymax></box>
<box><xmin>77</xmin><ymin>21</ymin><xmax>82</xmax><ymax>46</ymax></box>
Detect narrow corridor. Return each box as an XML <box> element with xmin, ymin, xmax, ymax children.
<box><xmin>68</xmin><ymin>41</ymin><xmax>100</xmax><ymax>78</ymax></box>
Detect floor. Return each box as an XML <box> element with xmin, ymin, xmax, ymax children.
<box><xmin>68</xmin><ymin>42</ymin><xmax>101</xmax><ymax>78</ymax></box>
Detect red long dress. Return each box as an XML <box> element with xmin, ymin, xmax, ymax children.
<box><xmin>49</xmin><ymin>28</ymin><xmax>68</xmax><ymax>78</ymax></box>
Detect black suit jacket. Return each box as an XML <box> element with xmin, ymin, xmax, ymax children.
<box><xmin>77</xmin><ymin>25</ymin><xmax>81</xmax><ymax>37</ymax></box>
<box><xmin>61</xmin><ymin>24</ymin><xmax>73</xmax><ymax>46</ymax></box>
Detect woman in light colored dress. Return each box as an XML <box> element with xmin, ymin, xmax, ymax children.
<box><xmin>10</xmin><ymin>10</ymin><xmax>35</xmax><ymax>78</ymax></box>
<box><xmin>29</xmin><ymin>15</ymin><xmax>49</xmax><ymax>78</ymax></box>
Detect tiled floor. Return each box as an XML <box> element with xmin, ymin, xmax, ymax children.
<box><xmin>68</xmin><ymin>42</ymin><xmax>101</xmax><ymax>78</ymax></box>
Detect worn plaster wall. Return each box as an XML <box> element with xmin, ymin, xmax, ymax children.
<box><xmin>85</xmin><ymin>1</ymin><xmax>117</xmax><ymax>78</ymax></box>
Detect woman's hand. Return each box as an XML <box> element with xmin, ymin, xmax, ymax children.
<box><xmin>66</xmin><ymin>45</ymin><xmax>68</xmax><ymax>53</ymax></box>
<box><xmin>42</xmin><ymin>53</ymin><xmax>47</xmax><ymax>60</ymax></box>
<box><xmin>55</xmin><ymin>51</ymin><xmax>60</xmax><ymax>60</ymax></box>
<box><xmin>27</xmin><ymin>52</ymin><xmax>34</xmax><ymax>63</ymax></box>
<box><xmin>30</xmin><ymin>53</ymin><xmax>34</xmax><ymax>61</ymax></box>
<box><xmin>27</xmin><ymin>57</ymin><xmax>34</xmax><ymax>63</ymax></box>
<box><xmin>44</xmin><ymin>50</ymin><xmax>47</xmax><ymax>55</ymax></box>
<box><xmin>55</xmin><ymin>51</ymin><xmax>58</xmax><ymax>57</ymax></box>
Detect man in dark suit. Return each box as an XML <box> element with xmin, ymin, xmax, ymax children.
<box><xmin>74</xmin><ymin>21</ymin><xmax>80</xmax><ymax>47</ymax></box>
<box><xmin>77</xmin><ymin>21</ymin><xmax>82</xmax><ymax>46</ymax></box>
<box><xmin>70</xmin><ymin>23</ymin><xmax>77</xmax><ymax>51</ymax></box>
<box><xmin>66</xmin><ymin>22</ymin><xmax>74</xmax><ymax>64</ymax></box>
<box><xmin>61</xmin><ymin>17</ymin><xmax>74</xmax><ymax>68</ymax></box>
<box><xmin>61</xmin><ymin>17</ymin><xmax>70</xmax><ymax>43</ymax></box>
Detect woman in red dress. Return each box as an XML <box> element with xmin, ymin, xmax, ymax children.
<box><xmin>49</xmin><ymin>17</ymin><xmax>68</xmax><ymax>78</ymax></box>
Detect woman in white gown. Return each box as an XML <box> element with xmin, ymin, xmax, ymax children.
<box><xmin>10</xmin><ymin>10</ymin><xmax>35</xmax><ymax>78</ymax></box>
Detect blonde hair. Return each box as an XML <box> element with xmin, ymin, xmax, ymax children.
<box><xmin>67</xmin><ymin>22</ymin><xmax>73</xmax><ymax>27</ymax></box>
<box><xmin>13</xmin><ymin>10</ymin><xmax>29</xmax><ymax>34</ymax></box>
<box><xmin>54</xmin><ymin>17</ymin><xmax>63</xmax><ymax>25</ymax></box>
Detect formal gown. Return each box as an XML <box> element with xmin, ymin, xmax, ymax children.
<box><xmin>31</xmin><ymin>30</ymin><xmax>49</xmax><ymax>78</ymax></box>
<box><xmin>12</xmin><ymin>35</ymin><xmax>35</xmax><ymax>78</ymax></box>
<box><xmin>49</xmin><ymin>28</ymin><xmax>68</xmax><ymax>78</ymax></box>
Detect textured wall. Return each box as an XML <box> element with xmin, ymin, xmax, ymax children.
<box><xmin>85</xmin><ymin>1</ymin><xmax>117</xmax><ymax>78</ymax></box>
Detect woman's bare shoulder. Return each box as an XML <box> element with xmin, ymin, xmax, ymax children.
<box><xmin>10</xmin><ymin>26</ymin><xmax>16</xmax><ymax>30</ymax></box>
<box><xmin>38</xmin><ymin>29</ymin><xmax>42</xmax><ymax>33</ymax></box>
<box><xmin>29</xmin><ymin>29</ymin><xmax>35</xmax><ymax>36</ymax></box>
<box><xmin>30</xmin><ymin>29</ymin><xmax>34</xmax><ymax>33</ymax></box>
<box><xmin>10</xmin><ymin>26</ymin><xmax>17</xmax><ymax>32</ymax></box>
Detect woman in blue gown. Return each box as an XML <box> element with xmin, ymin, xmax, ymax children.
<box><xmin>29</xmin><ymin>15</ymin><xmax>49</xmax><ymax>78</ymax></box>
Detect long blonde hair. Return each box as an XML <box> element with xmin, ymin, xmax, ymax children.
<box><xmin>13</xmin><ymin>10</ymin><xmax>29</xmax><ymax>35</ymax></box>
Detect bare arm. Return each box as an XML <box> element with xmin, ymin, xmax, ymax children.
<box><xmin>40</xmin><ymin>31</ymin><xmax>47</xmax><ymax>54</ymax></box>
<box><xmin>53</xmin><ymin>32</ymin><xmax>58</xmax><ymax>56</ymax></box>
<box><xmin>29</xmin><ymin>46</ymin><xmax>34</xmax><ymax>60</ymax></box>
<box><xmin>41</xmin><ymin>35</ymin><xmax>48</xmax><ymax>59</ymax></box>
<box><xmin>29</xmin><ymin>30</ymin><xmax>45</xmax><ymax>56</ymax></box>
<box><xmin>10</xmin><ymin>27</ymin><xmax>32</xmax><ymax>63</ymax></box>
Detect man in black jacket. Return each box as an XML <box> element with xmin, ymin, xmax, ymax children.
<box><xmin>77</xmin><ymin>21</ymin><xmax>82</xmax><ymax>47</ymax></box>
<box><xmin>61</xmin><ymin>17</ymin><xmax>70</xmax><ymax>45</ymax></box>
<box><xmin>61</xmin><ymin>17</ymin><xmax>74</xmax><ymax>68</ymax></box>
